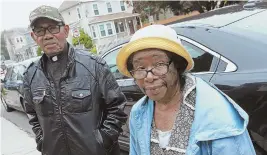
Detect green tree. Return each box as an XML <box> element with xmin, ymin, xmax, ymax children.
<box><xmin>127</xmin><ymin>0</ymin><xmax>243</xmax><ymax>17</ymax></box>
<box><xmin>90</xmin><ymin>45</ymin><xmax>97</xmax><ymax>54</ymax></box>
<box><xmin>125</xmin><ymin>1</ymin><xmax>168</xmax><ymax>22</ymax></box>
<box><xmin>36</xmin><ymin>46</ymin><xmax>42</xmax><ymax>56</ymax></box>
<box><xmin>72</xmin><ymin>29</ymin><xmax>93</xmax><ymax>49</ymax></box>
<box><xmin>1</xmin><ymin>31</ymin><xmax>10</xmax><ymax>60</ymax></box>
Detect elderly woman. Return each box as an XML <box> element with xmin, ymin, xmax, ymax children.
<box><xmin>116</xmin><ymin>25</ymin><xmax>256</xmax><ymax>155</ymax></box>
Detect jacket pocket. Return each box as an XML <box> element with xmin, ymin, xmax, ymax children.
<box><xmin>94</xmin><ymin>129</ymin><xmax>117</xmax><ymax>154</ymax></box>
<box><xmin>32</xmin><ymin>88</ymin><xmax>54</xmax><ymax>116</ymax></box>
<box><xmin>68</xmin><ymin>89</ymin><xmax>92</xmax><ymax>113</ymax></box>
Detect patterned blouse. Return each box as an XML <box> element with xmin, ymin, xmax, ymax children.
<box><xmin>150</xmin><ymin>74</ymin><xmax>196</xmax><ymax>155</ymax></box>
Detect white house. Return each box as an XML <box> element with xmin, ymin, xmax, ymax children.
<box><xmin>4</xmin><ymin>28</ymin><xmax>38</xmax><ymax>62</ymax></box>
<box><xmin>58</xmin><ymin>0</ymin><xmax>140</xmax><ymax>53</ymax></box>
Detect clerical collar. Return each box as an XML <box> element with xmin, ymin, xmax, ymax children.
<box><xmin>48</xmin><ymin>52</ymin><xmax>66</xmax><ymax>62</ymax></box>
<box><xmin>51</xmin><ymin>55</ymin><xmax>58</xmax><ymax>62</ymax></box>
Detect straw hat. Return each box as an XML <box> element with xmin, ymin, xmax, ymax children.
<box><xmin>116</xmin><ymin>25</ymin><xmax>194</xmax><ymax>77</ymax></box>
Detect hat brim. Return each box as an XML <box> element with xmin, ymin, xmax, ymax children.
<box><xmin>30</xmin><ymin>16</ymin><xmax>63</xmax><ymax>28</ymax></box>
<box><xmin>116</xmin><ymin>37</ymin><xmax>194</xmax><ymax>77</ymax></box>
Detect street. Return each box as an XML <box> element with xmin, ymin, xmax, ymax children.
<box><xmin>1</xmin><ymin>103</ymin><xmax>34</xmax><ymax>137</ymax></box>
<box><xmin>1</xmin><ymin>102</ymin><xmax>128</xmax><ymax>155</ymax></box>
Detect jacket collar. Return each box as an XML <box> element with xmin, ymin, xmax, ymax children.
<box><xmin>191</xmin><ymin>77</ymin><xmax>248</xmax><ymax>141</ymax></box>
<box><xmin>186</xmin><ymin>77</ymin><xmax>249</xmax><ymax>154</ymax></box>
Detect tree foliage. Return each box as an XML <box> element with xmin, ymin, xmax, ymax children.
<box><xmin>1</xmin><ymin>31</ymin><xmax>10</xmax><ymax>60</ymax></box>
<box><xmin>36</xmin><ymin>46</ymin><xmax>42</xmax><ymax>56</ymax></box>
<box><xmin>126</xmin><ymin>0</ymin><xmax>243</xmax><ymax>18</ymax></box>
<box><xmin>90</xmin><ymin>45</ymin><xmax>97</xmax><ymax>54</ymax></box>
<box><xmin>72</xmin><ymin>29</ymin><xmax>98</xmax><ymax>54</ymax></box>
<box><xmin>72</xmin><ymin>29</ymin><xmax>93</xmax><ymax>49</ymax></box>
<box><xmin>126</xmin><ymin>1</ymin><xmax>170</xmax><ymax>22</ymax></box>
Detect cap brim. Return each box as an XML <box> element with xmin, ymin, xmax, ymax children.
<box><xmin>116</xmin><ymin>37</ymin><xmax>194</xmax><ymax>77</ymax></box>
<box><xmin>30</xmin><ymin>16</ymin><xmax>63</xmax><ymax>27</ymax></box>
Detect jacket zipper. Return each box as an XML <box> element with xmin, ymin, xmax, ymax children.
<box><xmin>52</xmin><ymin>77</ymin><xmax>70</xmax><ymax>155</ymax></box>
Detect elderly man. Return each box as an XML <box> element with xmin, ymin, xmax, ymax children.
<box><xmin>23</xmin><ymin>5</ymin><xmax>127</xmax><ymax>155</ymax></box>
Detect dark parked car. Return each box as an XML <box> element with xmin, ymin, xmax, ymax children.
<box><xmin>101</xmin><ymin>2</ymin><xmax>267</xmax><ymax>154</ymax></box>
<box><xmin>1</xmin><ymin>57</ymin><xmax>41</xmax><ymax>113</ymax></box>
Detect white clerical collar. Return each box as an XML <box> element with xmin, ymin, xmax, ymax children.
<box><xmin>51</xmin><ymin>55</ymin><xmax>58</xmax><ymax>62</ymax></box>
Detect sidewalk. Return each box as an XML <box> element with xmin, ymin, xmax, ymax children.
<box><xmin>1</xmin><ymin>117</ymin><xmax>41</xmax><ymax>155</ymax></box>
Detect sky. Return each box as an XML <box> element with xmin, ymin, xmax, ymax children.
<box><xmin>0</xmin><ymin>0</ymin><xmax>64</xmax><ymax>31</ymax></box>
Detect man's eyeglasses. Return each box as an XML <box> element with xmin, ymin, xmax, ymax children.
<box><xmin>130</xmin><ymin>61</ymin><xmax>172</xmax><ymax>80</ymax></box>
<box><xmin>32</xmin><ymin>24</ymin><xmax>64</xmax><ymax>37</ymax></box>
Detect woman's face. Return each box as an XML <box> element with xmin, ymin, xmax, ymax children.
<box><xmin>131</xmin><ymin>49</ymin><xmax>180</xmax><ymax>102</ymax></box>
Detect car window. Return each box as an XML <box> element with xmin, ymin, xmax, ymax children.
<box><xmin>102</xmin><ymin>47</ymin><xmax>129</xmax><ymax>79</ymax></box>
<box><xmin>14</xmin><ymin>65</ymin><xmax>26</xmax><ymax>81</ymax></box>
<box><xmin>4</xmin><ymin>67</ymin><xmax>13</xmax><ymax>81</ymax></box>
<box><xmin>181</xmin><ymin>40</ymin><xmax>214</xmax><ymax>72</ymax></box>
<box><xmin>10</xmin><ymin>69</ymin><xmax>18</xmax><ymax>81</ymax></box>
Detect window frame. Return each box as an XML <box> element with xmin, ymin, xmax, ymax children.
<box><xmin>99</xmin><ymin>24</ymin><xmax>106</xmax><ymax>37</ymax></box>
<box><xmin>91</xmin><ymin>25</ymin><xmax>97</xmax><ymax>38</ymax></box>
<box><xmin>106</xmin><ymin>23</ymin><xmax>113</xmax><ymax>35</ymax></box>
<box><xmin>120</xmin><ymin>1</ymin><xmax>126</xmax><ymax>11</ymax></box>
<box><xmin>77</xmin><ymin>7</ymin><xmax>81</xmax><ymax>19</ymax></box>
<box><xmin>93</xmin><ymin>3</ymin><xmax>99</xmax><ymax>16</ymax></box>
<box><xmin>101</xmin><ymin>35</ymin><xmax>237</xmax><ymax>79</ymax></box>
<box><xmin>101</xmin><ymin>44</ymin><xmax>130</xmax><ymax>80</ymax></box>
<box><xmin>115</xmin><ymin>22</ymin><xmax>125</xmax><ymax>33</ymax></box>
<box><xmin>98</xmin><ymin>22</ymin><xmax>114</xmax><ymax>38</ymax></box>
<box><xmin>4</xmin><ymin>67</ymin><xmax>13</xmax><ymax>82</ymax></box>
<box><xmin>106</xmin><ymin>2</ymin><xmax>112</xmax><ymax>13</ymax></box>
<box><xmin>178</xmin><ymin>35</ymin><xmax>237</xmax><ymax>73</ymax></box>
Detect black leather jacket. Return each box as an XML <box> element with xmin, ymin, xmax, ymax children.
<box><xmin>23</xmin><ymin>45</ymin><xmax>127</xmax><ymax>155</ymax></box>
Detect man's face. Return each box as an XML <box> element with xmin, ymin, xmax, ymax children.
<box><xmin>31</xmin><ymin>18</ymin><xmax>69</xmax><ymax>57</ymax></box>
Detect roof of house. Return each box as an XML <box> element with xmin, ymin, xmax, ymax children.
<box><xmin>89</xmin><ymin>12</ymin><xmax>140</xmax><ymax>24</ymax></box>
<box><xmin>58</xmin><ymin>1</ymin><xmax>80</xmax><ymax>12</ymax></box>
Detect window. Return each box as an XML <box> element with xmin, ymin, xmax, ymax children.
<box><xmin>106</xmin><ymin>2</ymin><xmax>112</xmax><ymax>13</ymax></box>
<box><xmin>77</xmin><ymin>8</ymin><xmax>81</xmax><ymax>19</ymax></box>
<box><xmin>115</xmin><ymin>22</ymin><xmax>119</xmax><ymax>33</ymax></box>
<box><xmin>99</xmin><ymin>25</ymin><xmax>106</xmax><ymax>37</ymax></box>
<box><xmin>181</xmin><ymin>40</ymin><xmax>214</xmax><ymax>72</ymax></box>
<box><xmin>69</xmin><ymin>12</ymin><xmax>71</xmax><ymax>15</ymax></box>
<box><xmin>91</xmin><ymin>26</ymin><xmax>96</xmax><ymax>38</ymax></box>
<box><xmin>20</xmin><ymin>37</ymin><xmax>23</xmax><ymax>42</ymax></box>
<box><xmin>119</xmin><ymin>22</ymin><xmax>125</xmax><ymax>32</ymax></box>
<box><xmin>4</xmin><ymin>67</ymin><xmax>13</xmax><ymax>82</ymax></box>
<box><xmin>14</xmin><ymin>65</ymin><xmax>25</xmax><ymax>81</ymax></box>
<box><xmin>115</xmin><ymin>22</ymin><xmax>125</xmax><ymax>33</ymax></box>
<box><xmin>16</xmin><ymin>38</ymin><xmax>19</xmax><ymax>43</ymax></box>
<box><xmin>102</xmin><ymin>48</ymin><xmax>127</xmax><ymax>79</ymax></box>
<box><xmin>106</xmin><ymin>23</ymin><xmax>113</xmax><ymax>35</ymax></box>
<box><xmin>93</xmin><ymin>4</ymin><xmax>99</xmax><ymax>15</ymax></box>
<box><xmin>120</xmin><ymin>1</ymin><xmax>125</xmax><ymax>11</ymax></box>
<box><xmin>85</xmin><ymin>10</ymin><xmax>88</xmax><ymax>18</ymax></box>
<box><xmin>10</xmin><ymin>69</ymin><xmax>18</xmax><ymax>81</ymax></box>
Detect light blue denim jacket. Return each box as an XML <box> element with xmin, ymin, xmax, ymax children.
<box><xmin>129</xmin><ymin>77</ymin><xmax>256</xmax><ymax>155</ymax></box>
